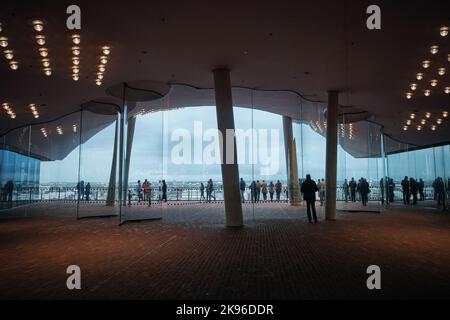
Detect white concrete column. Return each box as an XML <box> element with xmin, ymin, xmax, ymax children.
<box><xmin>213</xmin><ymin>68</ymin><xmax>243</xmax><ymax>228</ymax></box>
<box><xmin>325</xmin><ymin>91</ymin><xmax>338</xmax><ymax>220</ymax></box>
<box><xmin>283</xmin><ymin>116</ymin><xmax>301</xmax><ymax>205</ymax></box>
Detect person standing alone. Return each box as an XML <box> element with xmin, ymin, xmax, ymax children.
<box><xmin>301</xmin><ymin>175</ymin><xmax>319</xmax><ymax>224</ymax></box>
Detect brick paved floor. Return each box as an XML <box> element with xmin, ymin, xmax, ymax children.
<box><xmin>0</xmin><ymin>202</ymin><xmax>449</xmax><ymax>299</ymax></box>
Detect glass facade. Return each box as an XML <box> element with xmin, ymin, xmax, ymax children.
<box><xmin>0</xmin><ymin>149</ymin><xmax>40</xmax><ymax>205</ymax></box>
<box><xmin>0</xmin><ymin>85</ymin><xmax>449</xmax><ymax>217</ymax></box>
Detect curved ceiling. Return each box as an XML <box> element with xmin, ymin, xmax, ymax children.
<box><xmin>0</xmin><ymin>0</ymin><xmax>449</xmax><ymax>148</ymax></box>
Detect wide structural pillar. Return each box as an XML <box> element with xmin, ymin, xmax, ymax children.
<box><xmin>325</xmin><ymin>90</ymin><xmax>339</xmax><ymax>220</ymax></box>
<box><xmin>213</xmin><ymin>68</ymin><xmax>243</xmax><ymax>228</ymax></box>
<box><xmin>282</xmin><ymin>116</ymin><xmax>301</xmax><ymax>206</ymax></box>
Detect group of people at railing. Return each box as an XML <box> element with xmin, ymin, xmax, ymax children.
<box><xmin>239</xmin><ymin>179</ymin><xmax>287</xmax><ymax>203</ymax></box>
<box><xmin>1</xmin><ymin>176</ymin><xmax>449</xmax><ymax>212</ymax></box>
<box><xmin>75</xmin><ymin>181</ymin><xmax>92</xmax><ymax>201</ymax></box>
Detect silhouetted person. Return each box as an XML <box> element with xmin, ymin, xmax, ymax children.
<box><xmin>388</xmin><ymin>178</ymin><xmax>395</xmax><ymax>203</ymax></box>
<box><xmin>349</xmin><ymin>178</ymin><xmax>357</xmax><ymax>202</ymax></box>
<box><xmin>137</xmin><ymin>180</ymin><xmax>142</xmax><ymax>203</ymax></box>
<box><xmin>143</xmin><ymin>179</ymin><xmax>150</xmax><ymax>201</ymax></box>
<box><xmin>435</xmin><ymin>177</ymin><xmax>446</xmax><ymax>209</ymax></box>
<box><xmin>128</xmin><ymin>189</ymin><xmax>132</xmax><ymax>206</ymax></box>
<box><xmin>401</xmin><ymin>176</ymin><xmax>410</xmax><ymax>205</ymax></box>
<box><xmin>200</xmin><ymin>182</ymin><xmax>205</xmax><ymax>202</ymax></box>
<box><xmin>250</xmin><ymin>181</ymin><xmax>257</xmax><ymax>203</ymax></box>
<box><xmin>240</xmin><ymin>178</ymin><xmax>246</xmax><ymax>203</ymax></box>
<box><xmin>275</xmin><ymin>180</ymin><xmax>282</xmax><ymax>201</ymax></box>
<box><xmin>76</xmin><ymin>180</ymin><xmax>85</xmax><ymax>200</ymax></box>
<box><xmin>301</xmin><ymin>174</ymin><xmax>319</xmax><ymax>223</ymax></box>
<box><xmin>261</xmin><ymin>180</ymin><xmax>268</xmax><ymax>201</ymax></box>
<box><xmin>162</xmin><ymin>180</ymin><xmax>167</xmax><ymax>202</ymax></box>
<box><xmin>343</xmin><ymin>179</ymin><xmax>349</xmax><ymax>202</ymax></box>
<box><xmin>360</xmin><ymin>178</ymin><xmax>370</xmax><ymax>206</ymax></box>
<box><xmin>269</xmin><ymin>181</ymin><xmax>275</xmax><ymax>201</ymax></box>
<box><xmin>207</xmin><ymin>179</ymin><xmax>215</xmax><ymax>202</ymax></box>
<box><xmin>85</xmin><ymin>182</ymin><xmax>91</xmax><ymax>201</ymax></box>
<box><xmin>256</xmin><ymin>180</ymin><xmax>261</xmax><ymax>202</ymax></box>
<box><xmin>418</xmin><ymin>178</ymin><xmax>425</xmax><ymax>201</ymax></box>
<box><xmin>5</xmin><ymin>180</ymin><xmax>14</xmax><ymax>202</ymax></box>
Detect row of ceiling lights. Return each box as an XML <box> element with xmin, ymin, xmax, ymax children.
<box><xmin>32</xmin><ymin>20</ymin><xmax>52</xmax><ymax>76</ymax></box>
<box><xmin>2</xmin><ymin>103</ymin><xmax>16</xmax><ymax>119</ymax></box>
<box><xmin>71</xmin><ymin>34</ymin><xmax>81</xmax><ymax>81</ymax></box>
<box><xmin>405</xmin><ymin>26</ymin><xmax>449</xmax><ymax>99</ymax></box>
<box><xmin>29</xmin><ymin>104</ymin><xmax>39</xmax><ymax>119</ymax></box>
<box><xmin>40</xmin><ymin>124</ymin><xmax>78</xmax><ymax>138</ymax></box>
<box><xmin>2</xmin><ymin>19</ymin><xmax>111</xmax><ymax>85</ymax></box>
<box><xmin>1</xmin><ymin>102</ymin><xmax>42</xmax><ymax>120</ymax></box>
<box><xmin>0</xmin><ymin>22</ymin><xmax>19</xmax><ymax>70</ymax></box>
<box><xmin>403</xmin><ymin>111</ymin><xmax>448</xmax><ymax>131</ymax></box>
<box><xmin>95</xmin><ymin>46</ymin><xmax>110</xmax><ymax>85</ymax></box>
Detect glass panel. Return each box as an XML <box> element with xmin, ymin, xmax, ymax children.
<box><xmin>120</xmin><ymin>86</ymin><xmax>165</xmax><ymax>224</ymax></box>
<box><xmin>34</xmin><ymin>112</ymin><xmax>81</xmax><ymax>217</ymax></box>
<box><xmin>77</xmin><ymin>109</ymin><xmax>120</xmax><ymax>219</ymax></box>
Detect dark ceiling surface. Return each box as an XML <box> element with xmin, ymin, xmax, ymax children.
<box><xmin>0</xmin><ymin>0</ymin><xmax>449</xmax><ymax>151</ymax></box>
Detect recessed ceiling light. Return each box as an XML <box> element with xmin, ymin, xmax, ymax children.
<box><xmin>445</xmin><ymin>87</ymin><xmax>450</xmax><ymax>94</ymax></box>
<box><xmin>430</xmin><ymin>45</ymin><xmax>439</xmax><ymax>54</ymax></box>
<box><xmin>410</xmin><ymin>113</ymin><xmax>416</xmax><ymax>119</ymax></box>
<box><xmin>35</xmin><ymin>35</ymin><xmax>46</xmax><ymax>46</ymax></box>
<box><xmin>424</xmin><ymin>89</ymin><xmax>431</xmax><ymax>96</ymax></box>
<box><xmin>430</xmin><ymin>79</ymin><xmax>438</xmax><ymax>87</ymax></box>
<box><xmin>95</xmin><ymin>79</ymin><xmax>102</xmax><ymax>86</ymax></box>
<box><xmin>406</xmin><ymin>120</ymin><xmax>412</xmax><ymax>125</ymax></box>
<box><xmin>100</xmin><ymin>56</ymin><xmax>108</xmax><ymax>64</ymax></box>
<box><xmin>72</xmin><ymin>46</ymin><xmax>80</xmax><ymax>56</ymax></box>
<box><xmin>0</xmin><ymin>37</ymin><xmax>8</xmax><ymax>48</ymax></box>
<box><xmin>431</xmin><ymin>125</ymin><xmax>436</xmax><ymax>131</ymax></box>
<box><xmin>72</xmin><ymin>66</ymin><xmax>79</xmax><ymax>74</ymax></box>
<box><xmin>41</xmin><ymin>58</ymin><xmax>50</xmax><ymax>67</ymax></box>
<box><xmin>436</xmin><ymin>118</ymin><xmax>443</xmax><ymax>124</ymax></box>
<box><xmin>101</xmin><ymin>46</ymin><xmax>110</xmax><ymax>55</ymax></box>
<box><xmin>98</xmin><ymin>64</ymin><xmax>106</xmax><ymax>72</ymax></box>
<box><xmin>420</xmin><ymin>119</ymin><xmax>426</xmax><ymax>125</ymax></box>
<box><xmin>96</xmin><ymin>72</ymin><xmax>104</xmax><ymax>80</ymax></box>
<box><xmin>403</xmin><ymin>126</ymin><xmax>408</xmax><ymax>131</ymax></box>
<box><xmin>72</xmin><ymin>34</ymin><xmax>81</xmax><ymax>45</ymax></box>
<box><xmin>417</xmin><ymin>125</ymin><xmax>422</xmax><ymax>131</ymax></box>
<box><xmin>406</xmin><ymin>92</ymin><xmax>413</xmax><ymax>99</ymax></box>
<box><xmin>43</xmin><ymin>68</ymin><xmax>52</xmax><ymax>76</ymax></box>
<box><xmin>38</xmin><ymin>47</ymin><xmax>48</xmax><ymax>57</ymax></box>
<box><xmin>440</xmin><ymin>26</ymin><xmax>449</xmax><ymax>37</ymax></box>
<box><xmin>72</xmin><ymin>57</ymin><xmax>80</xmax><ymax>65</ymax></box>
<box><xmin>443</xmin><ymin>111</ymin><xmax>448</xmax><ymax>118</ymax></box>
<box><xmin>32</xmin><ymin>20</ymin><xmax>44</xmax><ymax>32</ymax></box>
<box><xmin>4</xmin><ymin>49</ymin><xmax>13</xmax><ymax>60</ymax></box>
<box><xmin>425</xmin><ymin>112</ymin><xmax>431</xmax><ymax>118</ymax></box>
<box><xmin>72</xmin><ymin>74</ymin><xmax>79</xmax><ymax>81</ymax></box>
<box><xmin>422</xmin><ymin>60</ymin><xmax>431</xmax><ymax>69</ymax></box>
<box><xmin>438</xmin><ymin>68</ymin><xmax>446</xmax><ymax>76</ymax></box>
<box><xmin>416</xmin><ymin>73</ymin><xmax>424</xmax><ymax>80</ymax></box>
<box><xmin>410</xmin><ymin>83</ymin><xmax>417</xmax><ymax>91</ymax></box>
<box><xmin>9</xmin><ymin>60</ymin><xmax>18</xmax><ymax>70</ymax></box>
